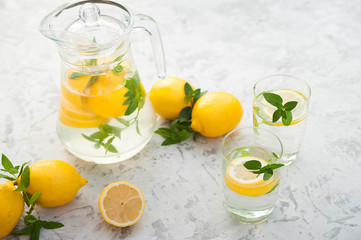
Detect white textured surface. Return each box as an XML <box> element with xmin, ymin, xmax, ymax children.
<box><xmin>1</xmin><ymin>0</ymin><xmax>361</xmax><ymax>239</ymax></box>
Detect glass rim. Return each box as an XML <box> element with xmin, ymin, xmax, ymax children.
<box><xmin>221</xmin><ymin>126</ymin><xmax>283</xmax><ymax>160</ymax></box>
<box><xmin>253</xmin><ymin>74</ymin><xmax>311</xmax><ymax>100</ymax></box>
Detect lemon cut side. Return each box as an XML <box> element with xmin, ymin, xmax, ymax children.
<box><xmin>99</xmin><ymin>181</ymin><xmax>145</xmax><ymax>227</ymax></box>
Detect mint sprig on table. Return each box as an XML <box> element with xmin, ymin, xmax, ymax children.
<box><xmin>243</xmin><ymin>152</ymin><xmax>284</xmax><ymax>181</ymax></box>
<box><xmin>263</xmin><ymin>92</ymin><xmax>298</xmax><ymax>126</ymax></box>
<box><xmin>155</xmin><ymin>83</ymin><xmax>207</xmax><ymax>146</ymax></box>
<box><xmin>1</xmin><ymin>154</ymin><xmax>64</xmax><ymax>240</ymax></box>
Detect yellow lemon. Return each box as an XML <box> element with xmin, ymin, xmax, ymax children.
<box><xmin>191</xmin><ymin>92</ymin><xmax>243</xmax><ymax>137</ymax></box>
<box><xmin>26</xmin><ymin>159</ymin><xmax>87</xmax><ymax>207</ymax></box>
<box><xmin>149</xmin><ymin>77</ymin><xmax>193</xmax><ymax>120</ymax></box>
<box><xmin>0</xmin><ymin>180</ymin><xmax>24</xmax><ymax>238</ymax></box>
<box><xmin>224</xmin><ymin>157</ymin><xmax>279</xmax><ymax>197</ymax></box>
<box><xmin>86</xmin><ymin>71</ymin><xmax>130</xmax><ymax>118</ymax></box>
<box><xmin>99</xmin><ymin>181</ymin><xmax>145</xmax><ymax>227</ymax></box>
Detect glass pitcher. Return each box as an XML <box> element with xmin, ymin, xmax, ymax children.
<box><xmin>39</xmin><ymin>0</ymin><xmax>166</xmax><ymax>164</ymax></box>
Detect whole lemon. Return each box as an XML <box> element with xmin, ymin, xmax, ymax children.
<box><xmin>191</xmin><ymin>92</ymin><xmax>243</xmax><ymax>137</ymax></box>
<box><xmin>26</xmin><ymin>159</ymin><xmax>87</xmax><ymax>207</ymax></box>
<box><xmin>149</xmin><ymin>77</ymin><xmax>193</xmax><ymax>120</ymax></box>
<box><xmin>0</xmin><ymin>180</ymin><xmax>24</xmax><ymax>238</ymax></box>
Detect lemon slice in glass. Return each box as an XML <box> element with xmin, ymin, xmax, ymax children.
<box><xmin>260</xmin><ymin>89</ymin><xmax>308</xmax><ymax>126</ymax></box>
<box><xmin>224</xmin><ymin>156</ymin><xmax>279</xmax><ymax>197</ymax></box>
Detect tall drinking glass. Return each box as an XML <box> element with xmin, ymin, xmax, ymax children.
<box><xmin>253</xmin><ymin>75</ymin><xmax>311</xmax><ymax>165</ymax></box>
<box><xmin>221</xmin><ymin>127</ymin><xmax>283</xmax><ymax>224</ymax></box>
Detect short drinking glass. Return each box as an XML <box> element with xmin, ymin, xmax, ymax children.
<box><xmin>221</xmin><ymin>127</ymin><xmax>283</xmax><ymax>224</ymax></box>
<box><xmin>253</xmin><ymin>75</ymin><xmax>311</xmax><ymax>165</ymax></box>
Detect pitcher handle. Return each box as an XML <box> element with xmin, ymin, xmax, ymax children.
<box><xmin>133</xmin><ymin>14</ymin><xmax>166</xmax><ymax>79</ymax></box>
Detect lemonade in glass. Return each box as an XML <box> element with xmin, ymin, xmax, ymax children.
<box><xmin>253</xmin><ymin>75</ymin><xmax>311</xmax><ymax>165</ymax></box>
<box><xmin>221</xmin><ymin>127</ymin><xmax>283</xmax><ymax>224</ymax></box>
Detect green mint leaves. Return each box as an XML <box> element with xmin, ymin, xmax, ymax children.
<box><xmin>263</xmin><ymin>92</ymin><xmax>298</xmax><ymax>126</ymax></box>
<box><xmin>82</xmin><ymin>124</ymin><xmax>120</xmax><ymax>154</ymax></box>
<box><xmin>0</xmin><ymin>154</ymin><xmax>64</xmax><ymax>240</ymax></box>
<box><xmin>155</xmin><ymin>120</ymin><xmax>192</xmax><ymax>146</ymax></box>
<box><xmin>184</xmin><ymin>83</ymin><xmax>208</xmax><ymax>106</ymax></box>
<box><xmin>155</xmin><ymin>82</ymin><xmax>208</xmax><ymax>146</ymax></box>
<box><xmin>13</xmin><ymin>215</ymin><xmax>64</xmax><ymax>240</ymax></box>
<box><xmin>243</xmin><ymin>160</ymin><xmax>284</xmax><ymax>181</ymax></box>
<box><xmin>123</xmin><ymin>72</ymin><xmax>146</xmax><ymax>116</ymax></box>
<box><xmin>112</xmin><ymin>63</ymin><xmax>123</xmax><ymax>75</ymax></box>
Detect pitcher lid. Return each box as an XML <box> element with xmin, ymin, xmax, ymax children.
<box><xmin>39</xmin><ymin>0</ymin><xmax>134</xmax><ymax>52</ymax></box>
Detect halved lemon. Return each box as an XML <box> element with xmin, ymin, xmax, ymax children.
<box><xmin>224</xmin><ymin>156</ymin><xmax>279</xmax><ymax>197</ymax></box>
<box><xmin>260</xmin><ymin>89</ymin><xmax>308</xmax><ymax>126</ymax></box>
<box><xmin>99</xmin><ymin>181</ymin><xmax>145</xmax><ymax>227</ymax></box>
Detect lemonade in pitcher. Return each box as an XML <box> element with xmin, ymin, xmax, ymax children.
<box><xmin>40</xmin><ymin>1</ymin><xmax>166</xmax><ymax>163</ymax></box>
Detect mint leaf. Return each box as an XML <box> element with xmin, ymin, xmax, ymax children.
<box><xmin>184</xmin><ymin>82</ymin><xmax>193</xmax><ymax>95</ymax></box>
<box><xmin>184</xmin><ymin>95</ymin><xmax>192</xmax><ymax>104</ymax></box>
<box><xmin>29</xmin><ymin>192</ymin><xmax>42</xmax><ymax>205</ymax></box>
<box><xmin>161</xmin><ymin>138</ymin><xmax>179</xmax><ymax>146</ymax></box>
<box><xmin>272</xmin><ymin>152</ymin><xmax>279</xmax><ymax>159</ymax></box>
<box><xmin>155</xmin><ymin>128</ymin><xmax>175</xmax><ymax>138</ymax></box>
<box><xmin>24</xmin><ymin>215</ymin><xmax>37</xmax><ymax>225</ymax></box>
<box><xmin>123</xmin><ymin>72</ymin><xmax>145</xmax><ymax>116</ymax></box>
<box><xmin>136</xmin><ymin>120</ymin><xmax>141</xmax><ymax>135</ymax></box>
<box><xmin>81</xmin><ymin>134</ymin><xmax>98</xmax><ymax>143</ymax></box>
<box><xmin>30</xmin><ymin>221</ymin><xmax>42</xmax><ymax>240</ymax></box>
<box><xmin>194</xmin><ymin>90</ymin><xmax>207</xmax><ymax>104</ymax></box>
<box><xmin>284</xmin><ymin>101</ymin><xmax>298</xmax><ymax>111</ymax></box>
<box><xmin>1</xmin><ymin>174</ymin><xmax>16</xmax><ymax>180</ymax></box>
<box><xmin>12</xmin><ymin>224</ymin><xmax>34</xmax><ymax>235</ymax></box>
<box><xmin>23</xmin><ymin>192</ymin><xmax>31</xmax><ymax>207</ymax></box>
<box><xmin>15</xmin><ymin>166</ymin><xmax>30</xmax><ymax>192</ymax></box>
<box><xmin>170</xmin><ymin>119</ymin><xmax>179</xmax><ymax>131</ymax></box>
<box><xmin>263</xmin><ymin>170</ymin><xmax>273</xmax><ymax>181</ymax></box>
<box><xmin>243</xmin><ymin>160</ymin><xmax>262</xmax><ymax>170</ymax></box>
<box><xmin>19</xmin><ymin>161</ymin><xmax>30</xmax><ymax>176</ymax></box>
<box><xmin>262</xmin><ymin>163</ymin><xmax>284</xmax><ymax>170</ymax></box>
<box><xmin>112</xmin><ymin>64</ymin><xmax>123</xmax><ymax>75</ymax></box>
<box><xmin>272</xmin><ymin>109</ymin><xmax>282</xmax><ymax>122</ymax></box>
<box><xmin>69</xmin><ymin>72</ymin><xmax>85</xmax><ymax>79</ymax></box>
<box><xmin>179</xmin><ymin>107</ymin><xmax>192</xmax><ymax>122</ymax></box>
<box><xmin>1</xmin><ymin>154</ymin><xmax>17</xmax><ymax>174</ymax></box>
<box><xmin>104</xmin><ymin>137</ymin><xmax>116</xmax><ymax>154</ymax></box>
<box><xmin>0</xmin><ymin>174</ymin><xmax>16</xmax><ymax>181</ymax></box>
<box><xmin>115</xmin><ymin>118</ymin><xmax>130</xmax><ymax>127</ymax></box>
<box><xmin>40</xmin><ymin>221</ymin><xmax>64</xmax><ymax>229</ymax></box>
<box><xmin>282</xmin><ymin>110</ymin><xmax>292</xmax><ymax>126</ymax></box>
<box><xmin>176</xmin><ymin>129</ymin><xmax>191</xmax><ymax>141</ymax></box>
<box><xmin>263</xmin><ymin>93</ymin><xmax>283</xmax><ymax>107</ymax></box>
